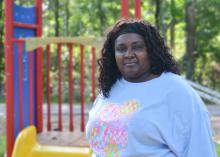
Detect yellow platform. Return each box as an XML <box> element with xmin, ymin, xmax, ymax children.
<box><xmin>12</xmin><ymin>126</ymin><xmax>91</xmax><ymax>157</ymax></box>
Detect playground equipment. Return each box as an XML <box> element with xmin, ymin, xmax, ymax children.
<box><xmin>5</xmin><ymin>1</ymin><xmax>42</xmax><ymax>157</ymax></box>
<box><xmin>4</xmin><ymin>0</ymin><xmax>142</xmax><ymax>157</ymax></box>
<box><xmin>6</xmin><ymin>1</ymin><xmax>219</xmax><ymax>157</ymax></box>
<box><xmin>10</xmin><ymin>36</ymin><xmax>101</xmax><ymax>157</ymax></box>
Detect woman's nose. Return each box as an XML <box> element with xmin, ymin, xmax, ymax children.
<box><xmin>124</xmin><ymin>48</ymin><xmax>135</xmax><ymax>57</ymax></box>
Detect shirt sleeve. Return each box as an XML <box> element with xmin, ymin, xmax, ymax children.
<box><xmin>166</xmin><ymin>86</ymin><xmax>217</xmax><ymax>157</ymax></box>
<box><xmin>182</xmin><ymin>98</ymin><xmax>217</xmax><ymax>157</ymax></box>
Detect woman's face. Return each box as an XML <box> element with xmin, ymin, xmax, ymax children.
<box><xmin>114</xmin><ymin>33</ymin><xmax>151</xmax><ymax>82</ymax></box>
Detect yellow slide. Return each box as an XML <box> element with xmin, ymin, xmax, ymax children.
<box><xmin>12</xmin><ymin>126</ymin><xmax>91</xmax><ymax>157</ymax></box>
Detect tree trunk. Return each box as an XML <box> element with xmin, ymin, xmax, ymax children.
<box><xmin>54</xmin><ymin>0</ymin><xmax>60</xmax><ymax>36</ymax></box>
<box><xmin>197</xmin><ymin>55</ymin><xmax>205</xmax><ymax>83</ymax></box>
<box><xmin>170</xmin><ymin>0</ymin><xmax>176</xmax><ymax>52</ymax></box>
<box><xmin>65</xmin><ymin>0</ymin><xmax>70</xmax><ymax>36</ymax></box>
<box><xmin>184</xmin><ymin>0</ymin><xmax>196</xmax><ymax>80</ymax></box>
<box><xmin>155</xmin><ymin>0</ymin><xmax>161</xmax><ymax>30</ymax></box>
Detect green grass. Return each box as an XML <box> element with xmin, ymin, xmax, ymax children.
<box><xmin>216</xmin><ymin>144</ymin><xmax>220</xmax><ymax>157</ymax></box>
<box><xmin>0</xmin><ymin>136</ymin><xmax>5</xmax><ymax>157</ymax></box>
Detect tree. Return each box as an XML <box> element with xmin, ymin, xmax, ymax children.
<box><xmin>64</xmin><ymin>0</ymin><xmax>70</xmax><ymax>36</ymax></box>
<box><xmin>184</xmin><ymin>0</ymin><xmax>196</xmax><ymax>80</ymax></box>
<box><xmin>54</xmin><ymin>0</ymin><xmax>60</xmax><ymax>37</ymax></box>
<box><xmin>155</xmin><ymin>0</ymin><xmax>161</xmax><ymax>30</ymax></box>
<box><xmin>194</xmin><ymin>0</ymin><xmax>220</xmax><ymax>88</ymax></box>
<box><xmin>170</xmin><ymin>0</ymin><xmax>176</xmax><ymax>50</ymax></box>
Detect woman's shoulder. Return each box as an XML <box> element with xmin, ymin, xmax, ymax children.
<box><xmin>164</xmin><ymin>72</ymin><xmax>208</xmax><ymax>113</ymax></box>
<box><xmin>162</xmin><ymin>72</ymin><xmax>194</xmax><ymax>93</ymax></box>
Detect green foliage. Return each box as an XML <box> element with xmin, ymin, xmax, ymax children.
<box><xmin>43</xmin><ymin>0</ymin><xmax>120</xmax><ymax>37</ymax></box>
<box><xmin>0</xmin><ymin>136</ymin><xmax>5</xmax><ymax>157</ymax></box>
<box><xmin>14</xmin><ymin>0</ymin><xmax>35</xmax><ymax>6</ymax></box>
<box><xmin>1</xmin><ymin>0</ymin><xmax>220</xmax><ymax>102</ymax></box>
<box><xmin>193</xmin><ymin>0</ymin><xmax>220</xmax><ymax>89</ymax></box>
<box><xmin>196</xmin><ymin>0</ymin><xmax>220</xmax><ymax>57</ymax></box>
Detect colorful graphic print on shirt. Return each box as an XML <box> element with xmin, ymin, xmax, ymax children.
<box><xmin>88</xmin><ymin>100</ymin><xmax>139</xmax><ymax>157</ymax></box>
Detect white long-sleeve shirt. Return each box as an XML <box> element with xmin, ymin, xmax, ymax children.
<box><xmin>86</xmin><ymin>72</ymin><xmax>217</xmax><ymax>157</ymax></box>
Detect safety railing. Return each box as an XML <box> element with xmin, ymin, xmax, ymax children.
<box><xmin>14</xmin><ymin>37</ymin><xmax>103</xmax><ymax>134</ymax></box>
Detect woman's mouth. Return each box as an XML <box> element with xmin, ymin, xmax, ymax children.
<box><xmin>124</xmin><ymin>62</ymin><xmax>137</xmax><ymax>66</ymax></box>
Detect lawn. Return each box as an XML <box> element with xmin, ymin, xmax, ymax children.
<box><xmin>0</xmin><ymin>136</ymin><xmax>5</xmax><ymax>157</ymax></box>
<box><xmin>217</xmin><ymin>144</ymin><xmax>220</xmax><ymax>156</ymax></box>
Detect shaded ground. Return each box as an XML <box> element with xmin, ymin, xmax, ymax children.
<box><xmin>208</xmin><ymin>105</ymin><xmax>220</xmax><ymax>142</ymax></box>
<box><xmin>38</xmin><ymin>114</ymin><xmax>89</xmax><ymax>147</ymax></box>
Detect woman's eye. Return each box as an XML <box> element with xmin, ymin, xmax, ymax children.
<box><xmin>133</xmin><ymin>45</ymin><xmax>144</xmax><ymax>51</ymax></box>
<box><xmin>116</xmin><ymin>47</ymin><xmax>126</xmax><ymax>53</ymax></box>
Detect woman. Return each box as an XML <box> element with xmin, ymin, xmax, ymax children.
<box><xmin>86</xmin><ymin>18</ymin><xmax>217</xmax><ymax>157</ymax></box>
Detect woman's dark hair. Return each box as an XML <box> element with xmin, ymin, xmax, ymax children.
<box><xmin>98</xmin><ymin>18</ymin><xmax>180</xmax><ymax>98</ymax></box>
